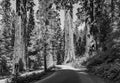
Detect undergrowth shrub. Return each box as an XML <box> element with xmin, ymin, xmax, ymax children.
<box><xmin>86</xmin><ymin>54</ymin><xmax>120</xmax><ymax>82</ymax></box>
<box><xmin>11</xmin><ymin>72</ymin><xmax>46</xmax><ymax>83</ymax></box>
<box><xmin>83</xmin><ymin>45</ymin><xmax>120</xmax><ymax>82</ymax></box>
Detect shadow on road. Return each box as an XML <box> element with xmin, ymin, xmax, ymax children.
<box><xmin>34</xmin><ymin>69</ymin><xmax>106</xmax><ymax>83</ymax></box>
<box><xmin>34</xmin><ymin>70</ymin><xmax>81</xmax><ymax>83</ymax></box>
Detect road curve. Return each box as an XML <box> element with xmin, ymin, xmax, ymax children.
<box><xmin>34</xmin><ymin>69</ymin><xmax>106</xmax><ymax>83</ymax></box>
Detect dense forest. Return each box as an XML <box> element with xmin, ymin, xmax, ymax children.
<box><xmin>0</xmin><ymin>0</ymin><xmax>120</xmax><ymax>83</ymax></box>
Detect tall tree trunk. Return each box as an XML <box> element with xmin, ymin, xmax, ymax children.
<box><xmin>84</xmin><ymin>0</ymin><xmax>94</xmax><ymax>57</ymax></box>
<box><xmin>84</xmin><ymin>22</ymin><xmax>90</xmax><ymax>57</ymax></box>
<box><xmin>47</xmin><ymin>20</ymin><xmax>54</xmax><ymax>68</ymax></box>
<box><xmin>47</xmin><ymin>43</ymin><xmax>54</xmax><ymax>68</ymax></box>
<box><xmin>13</xmin><ymin>0</ymin><xmax>27</xmax><ymax>74</ymax></box>
<box><xmin>21</xmin><ymin>0</ymin><xmax>27</xmax><ymax>71</ymax></box>
<box><xmin>13</xmin><ymin>16</ymin><xmax>22</xmax><ymax>74</ymax></box>
<box><xmin>43</xmin><ymin>43</ymin><xmax>47</xmax><ymax>72</ymax></box>
<box><xmin>64</xmin><ymin>9</ymin><xmax>75</xmax><ymax>64</ymax></box>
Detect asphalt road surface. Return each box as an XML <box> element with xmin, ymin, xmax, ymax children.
<box><xmin>34</xmin><ymin>69</ymin><xmax>106</xmax><ymax>83</ymax></box>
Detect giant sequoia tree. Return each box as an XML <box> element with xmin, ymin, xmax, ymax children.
<box><xmin>13</xmin><ymin>0</ymin><xmax>27</xmax><ymax>74</ymax></box>
<box><xmin>54</xmin><ymin>0</ymin><xmax>81</xmax><ymax>64</ymax></box>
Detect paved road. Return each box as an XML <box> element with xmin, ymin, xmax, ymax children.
<box><xmin>34</xmin><ymin>69</ymin><xmax>106</xmax><ymax>83</ymax></box>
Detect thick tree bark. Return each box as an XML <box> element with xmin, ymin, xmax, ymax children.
<box><xmin>47</xmin><ymin>21</ymin><xmax>54</xmax><ymax>68</ymax></box>
<box><xmin>84</xmin><ymin>22</ymin><xmax>91</xmax><ymax>57</ymax></box>
<box><xmin>47</xmin><ymin>43</ymin><xmax>54</xmax><ymax>68</ymax></box>
<box><xmin>13</xmin><ymin>16</ymin><xmax>22</xmax><ymax>74</ymax></box>
<box><xmin>13</xmin><ymin>15</ymin><xmax>26</xmax><ymax>72</ymax></box>
<box><xmin>64</xmin><ymin>9</ymin><xmax>75</xmax><ymax>64</ymax></box>
<box><xmin>13</xmin><ymin>0</ymin><xmax>27</xmax><ymax>74</ymax></box>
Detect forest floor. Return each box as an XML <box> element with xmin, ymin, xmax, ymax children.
<box><xmin>33</xmin><ymin>65</ymin><xmax>108</xmax><ymax>83</ymax></box>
